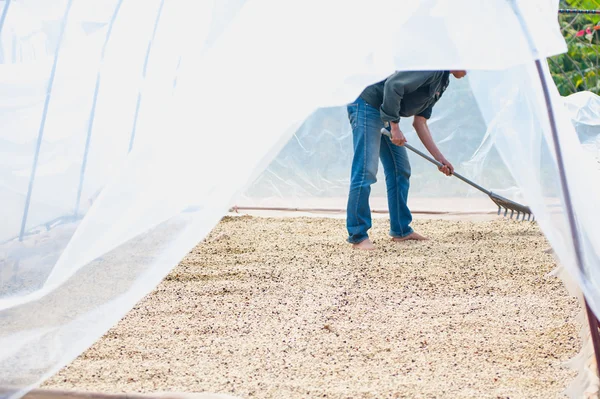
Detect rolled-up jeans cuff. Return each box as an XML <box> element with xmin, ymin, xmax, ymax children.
<box><xmin>347</xmin><ymin>235</ymin><xmax>369</xmax><ymax>244</ymax></box>
<box><xmin>390</xmin><ymin>227</ymin><xmax>414</xmax><ymax>239</ymax></box>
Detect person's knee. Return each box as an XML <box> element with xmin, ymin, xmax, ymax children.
<box><xmin>364</xmin><ymin>158</ymin><xmax>379</xmax><ymax>184</ymax></box>
<box><xmin>351</xmin><ymin>159</ymin><xmax>378</xmax><ymax>188</ymax></box>
<box><xmin>399</xmin><ymin>162</ymin><xmax>411</xmax><ymax>180</ymax></box>
<box><xmin>351</xmin><ymin>169</ymin><xmax>377</xmax><ymax>188</ymax></box>
<box><xmin>365</xmin><ymin>172</ymin><xmax>377</xmax><ymax>186</ymax></box>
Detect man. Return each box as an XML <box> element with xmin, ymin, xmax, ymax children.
<box><xmin>346</xmin><ymin>70</ymin><xmax>467</xmax><ymax>250</ymax></box>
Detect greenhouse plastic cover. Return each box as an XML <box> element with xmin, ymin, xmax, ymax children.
<box><xmin>1</xmin><ymin>0</ymin><xmax>600</xmax><ymax>397</ymax></box>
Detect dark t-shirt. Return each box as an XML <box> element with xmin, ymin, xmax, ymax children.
<box><xmin>359</xmin><ymin>70</ymin><xmax>450</xmax><ymax>123</ymax></box>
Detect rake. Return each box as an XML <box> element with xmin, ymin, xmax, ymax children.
<box><xmin>381</xmin><ymin>128</ymin><xmax>534</xmax><ymax>221</ymax></box>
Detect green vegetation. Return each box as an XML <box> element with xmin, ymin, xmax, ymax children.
<box><xmin>550</xmin><ymin>0</ymin><xmax>600</xmax><ymax>95</ymax></box>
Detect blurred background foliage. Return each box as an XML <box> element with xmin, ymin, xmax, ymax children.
<box><xmin>551</xmin><ymin>0</ymin><xmax>600</xmax><ymax>95</ymax></box>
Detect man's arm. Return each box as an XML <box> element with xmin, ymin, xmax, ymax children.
<box><xmin>413</xmin><ymin>115</ymin><xmax>454</xmax><ymax>176</ymax></box>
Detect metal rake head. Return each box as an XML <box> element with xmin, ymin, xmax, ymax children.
<box><xmin>489</xmin><ymin>192</ymin><xmax>534</xmax><ymax>221</ymax></box>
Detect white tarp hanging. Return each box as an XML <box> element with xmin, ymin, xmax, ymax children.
<box><xmin>240</xmin><ymin>87</ymin><xmax>600</xmax><ymax>214</ymax></box>
<box><xmin>2</xmin><ymin>0</ymin><xmax>600</xmax><ymax>398</ymax></box>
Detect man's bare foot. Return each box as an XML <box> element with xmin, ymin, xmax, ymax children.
<box><xmin>392</xmin><ymin>232</ymin><xmax>429</xmax><ymax>242</ymax></box>
<box><xmin>352</xmin><ymin>238</ymin><xmax>376</xmax><ymax>250</ymax></box>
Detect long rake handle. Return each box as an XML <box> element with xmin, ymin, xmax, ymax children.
<box><xmin>380</xmin><ymin>128</ymin><xmax>491</xmax><ymax>195</ymax></box>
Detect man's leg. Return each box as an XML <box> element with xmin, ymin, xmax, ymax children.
<box><xmin>346</xmin><ymin>98</ymin><xmax>382</xmax><ymax>249</ymax></box>
<box><xmin>379</xmin><ymin>135</ymin><xmax>428</xmax><ymax>241</ymax></box>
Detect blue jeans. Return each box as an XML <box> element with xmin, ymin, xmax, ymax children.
<box><xmin>346</xmin><ymin>97</ymin><xmax>413</xmax><ymax>244</ymax></box>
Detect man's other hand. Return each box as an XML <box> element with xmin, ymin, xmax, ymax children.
<box><xmin>435</xmin><ymin>156</ymin><xmax>454</xmax><ymax>176</ymax></box>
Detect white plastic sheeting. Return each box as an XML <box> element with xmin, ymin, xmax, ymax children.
<box><xmin>241</xmin><ymin>77</ymin><xmax>520</xmax><ymax>212</ymax></box>
<box><xmin>240</xmin><ymin>83</ymin><xmax>600</xmax><ymax>213</ymax></box>
<box><xmin>1</xmin><ymin>0</ymin><xmax>599</xmax><ymax>398</ymax></box>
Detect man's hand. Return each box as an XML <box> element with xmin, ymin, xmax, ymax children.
<box><xmin>390</xmin><ymin>123</ymin><xmax>407</xmax><ymax>146</ymax></box>
<box><xmin>412</xmin><ymin>116</ymin><xmax>454</xmax><ymax>176</ymax></box>
<box><xmin>435</xmin><ymin>155</ymin><xmax>454</xmax><ymax>176</ymax></box>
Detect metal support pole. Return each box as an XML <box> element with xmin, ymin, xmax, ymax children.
<box><xmin>0</xmin><ymin>0</ymin><xmax>10</xmax><ymax>33</ymax></box>
<box><xmin>19</xmin><ymin>0</ymin><xmax>74</xmax><ymax>240</ymax></box>
<box><xmin>128</xmin><ymin>0</ymin><xmax>166</xmax><ymax>153</ymax></box>
<box><xmin>74</xmin><ymin>0</ymin><xmax>125</xmax><ymax>217</ymax></box>
<box><xmin>558</xmin><ymin>9</ymin><xmax>600</xmax><ymax>14</ymax></box>
<box><xmin>0</xmin><ymin>0</ymin><xmax>11</xmax><ymax>62</ymax></box>
<box><xmin>511</xmin><ymin>0</ymin><xmax>600</xmax><ymax>377</ymax></box>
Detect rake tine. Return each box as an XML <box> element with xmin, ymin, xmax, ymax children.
<box><xmin>497</xmin><ymin>206</ymin><xmax>501</xmax><ymax>215</ymax></box>
<box><xmin>504</xmin><ymin>207</ymin><xmax>508</xmax><ymax>217</ymax></box>
<box><xmin>516</xmin><ymin>211</ymin><xmax>521</xmax><ymax>221</ymax></box>
<box><xmin>510</xmin><ymin>210</ymin><xmax>514</xmax><ymax>219</ymax></box>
